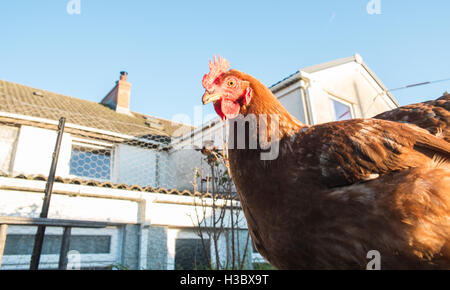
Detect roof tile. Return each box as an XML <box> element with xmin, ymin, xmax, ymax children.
<box><xmin>0</xmin><ymin>172</ymin><xmax>238</xmax><ymax>199</ymax></box>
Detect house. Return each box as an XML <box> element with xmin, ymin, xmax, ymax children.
<box><xmin>0</xmin><ymin>72</ymin><xmax>250</xmax><ymax>269</ymax></box>
<box><xmin>0</xmin><ymin>54</ymin><xmax>399</xmax><ymax>270</ymax></box>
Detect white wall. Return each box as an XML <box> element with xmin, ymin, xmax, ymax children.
<box><xmin>0</xmin><ymin>176</ymin><xmax>246</xmax><ymax>228</ymax></box>
<box><xmin>0</xmin><ymin>124</ymin><xmax>19</xmax><ymax>173</ymax></box>
<box><xmin>157</xmin><ymin>151</ymin><xmax>172</xmax><ymax>189</ymax></box>
<box><xmin>276</xmin><ymin>87</ymin><xmax>307</xmax><ymax>124</ymax></box>
<box><xmin>10</xmin><ymin>125</ymin><xmax>175</xmax><ymax>190</ymax></box>
<box><xmin>116</xmin><ymin>144</ymin><xmax>157</xmax><ymax>187</ymax></box>
<box><xmin>0</xmin><ymin>190</ymin><xmax>139</xmax><ymax>224</ymax></box>
<box><xmin>306</xmin><ymin>61</ymin><xmax>396</xmax><ymax>123</ymax></box>
<box><xmin>168</xmin><ymin>148</ymin><xmax>204</xmax><ymax>191</ymax></box>
<box><xmin>12</xmin><ymin>126</ymin><xmax>72</xmax><ymax>177</ymax></box>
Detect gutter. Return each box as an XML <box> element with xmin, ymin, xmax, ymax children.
<box><xmin>270</xmin><ymin>71</ymin><xmax>301</xmax><ymax>94</ymax></box>
<box><xmin>298</xmin><ymin>71</ymin><xmax>314</xmax><ymax>125</ymax></box>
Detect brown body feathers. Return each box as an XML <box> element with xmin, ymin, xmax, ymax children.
<box><xmin>224</xmin><ymin>71</ymin><xmax>450</xmax><ymax>269</ymax></box>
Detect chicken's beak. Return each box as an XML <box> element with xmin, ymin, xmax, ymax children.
<box><xmin>202</xmin><ymin>92</ymin><xmax>222</xmax><ymax>105</ymax></box>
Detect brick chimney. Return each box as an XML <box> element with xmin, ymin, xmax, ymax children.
<box><xmin>101</xmin><ymin>71</ymin><xmax>132</xmax><ymax>115</ymax></box>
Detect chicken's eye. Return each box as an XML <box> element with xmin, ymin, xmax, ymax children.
<box><xmin>227</xmin><ymin>79</ymin><xmax>236</xmax><ymax>87</ymax></box>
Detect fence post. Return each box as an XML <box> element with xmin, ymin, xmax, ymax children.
<box><xmin>58</xmin><ymin>226</ymin><xmax>72</xmax><ymax>270</ymax></box>
<box><xmin>30</xmin><ymin>117</ymin><xmax>66</xmax><ymax>270</ymax></box>
<box><xmin>0</xmin><ymin>224</ymin><xmax>8</xmax><ymax>269</ymax></box>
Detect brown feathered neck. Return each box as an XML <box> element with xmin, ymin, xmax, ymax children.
<box><xmin>228</xmin><ymin>69</ymin><xmax>306</xmax><ymax>137</ymax></box>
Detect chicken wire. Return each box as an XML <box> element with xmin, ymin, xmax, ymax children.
<box><xmin>0</xmin><ymin>93</ymin><xmax>222</xmax><ymax>193</ymax></box>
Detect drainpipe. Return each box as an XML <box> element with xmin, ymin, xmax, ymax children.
<box><xmin>137</xmin><ymin>201</ymin><xmax>149</xmax><ymax>270</ymax></box>
<box><xmin>298</xmin><ymin>71</ymin><xmax>314</xmax><ymax>125</ymax></box>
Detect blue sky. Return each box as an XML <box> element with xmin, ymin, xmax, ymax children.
<box><xmin>1</xmin><ymin>1</ymin><xmax>449</xmax><ymax>125</ymax></box>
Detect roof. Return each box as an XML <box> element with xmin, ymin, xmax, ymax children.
<box><xmin>269</xmin><ymin>54</ymin><xmax>400</xmax><ymax>107</ymax></box>
<box><xmin>0</xmin><ymin>79</ymin><xmax>193</xmax><ymax>140</ymax></box>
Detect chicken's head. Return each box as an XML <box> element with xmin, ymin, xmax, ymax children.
<box><xmin>202</xmin><ymin>56</ymin><xmax>252</xmax><ymax>120</ymax></box>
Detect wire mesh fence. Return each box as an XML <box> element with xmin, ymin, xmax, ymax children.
<box><xmin>0</xmin><ymin>82</ymin><xmax>228</xmax><ymax>194</ymax></box>
<box><xmin>0</xmin><ymin>81</ymin><xmax>252</xmax><ymax>270</ymax></box>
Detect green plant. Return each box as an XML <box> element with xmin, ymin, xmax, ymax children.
<box><xmin>106</xmin><ymin>263</ymin><xmax>130</xmax><ymax>270</ymax></box>
<box><xmin>253</xmin><ymin>263</ymin><xmax>276</xmax><ymax>270</ymax></box>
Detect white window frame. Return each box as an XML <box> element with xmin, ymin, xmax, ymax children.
<box><xmin>1</xmin><ymin>226</ymin><xmax>121</xmax><ymax>270</ymax></box>
<box><xmin>328</xmin><ymin>96</ymin><xmax>355</xmax><ymax>121</ymax></box>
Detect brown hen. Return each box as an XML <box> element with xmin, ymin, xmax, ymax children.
<box><xmin>201</xmin><ymin>56</ymin><xmax>450</xmax><ymax>269</ymax></box>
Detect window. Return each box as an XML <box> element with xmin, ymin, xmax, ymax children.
<box><xmin>0</xmin><ymin>125</ymin><xmax>19</xmax><ymax>173</ymax></box>
<box><xmin>4</xmin><ymin>234</ymin><xmax>111</xmax><ymax>255</ymax></box>
<box><xmin>1</xmin><ymin>226</ymin><xmax>120</xmax><ymax>270</ymax></box>
<box><xmin>69</xmin><ymin>143</ymin><xmax>112</xmax><ymax>180</ymax></box>
<box><xmin>331</xmin><ymin>98</ymin><xmax>353</xmax><ymax>121</ymax></box>
<box><xmin>175</xmin><ymin>239</ymin><xmax>210</xmax><ymax>270</ymax></box>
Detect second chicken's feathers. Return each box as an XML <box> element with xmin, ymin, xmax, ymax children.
<box><xmin>277</xmin><ymin>118</ymin><xmax>450</xmax><ymax>188</ymax></box>
<box><xmin>375</xmin><ymin>93</ymin><xmax>450</xmax><ymax>142</ymax></box>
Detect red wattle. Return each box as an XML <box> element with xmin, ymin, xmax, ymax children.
<box><xmin>214</xmin><ymin>101</ymin><xmax>226</xmax><ymax>120</ymax></box>
<box><xmin>221</xmin><ymin>99</ymin><xmax>240</xmax><ymax>120</ymax></box>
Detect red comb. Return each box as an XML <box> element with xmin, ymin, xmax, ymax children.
<box><xmin>202</xmin><ymin>55</ymin><xmax>230</xmax><ymax>91</ymax></box>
